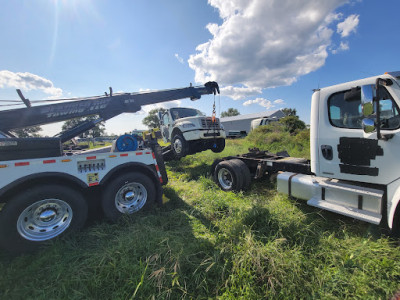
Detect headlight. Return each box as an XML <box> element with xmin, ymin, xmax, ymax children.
<box><xmin>182</xmin><ymin>123</ymin><xmax>196</xmax><ymax>128</ymax></box>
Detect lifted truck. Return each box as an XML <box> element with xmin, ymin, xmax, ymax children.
<box><xmin>212</xmin><ymin>72</ymin><xmax>400</xmax><ymax>234</ymax></box>
<box><xmin>158</xmin><ymin>106</ymin><xmax>226</xmax><ymax>159</ymax></box>
<box><xmin>0</xmin><ymin>81</ymin><xmax>219</xmax><ymax>253</ymax></box>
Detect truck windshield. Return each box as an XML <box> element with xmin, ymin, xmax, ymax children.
<box><xmin>170</xmin><ymin>108</ymin><xmax>204</xmax><ymax>120</ymax></box>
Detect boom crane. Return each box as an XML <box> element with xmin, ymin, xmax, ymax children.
<box><xmin>0</xmin><ymin>80</ymin><xmax>219</xmax><ymax>253</ymax></box>
<box><xmin>0</xmin><ymin>81</ymin><xmax>219</xmax><ymax>142</ymax></box>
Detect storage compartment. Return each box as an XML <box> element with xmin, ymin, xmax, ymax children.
<box><xmin>0</xmin><ymin>138</ymin><xmax>62</xmax><ymax>161</ymax></box>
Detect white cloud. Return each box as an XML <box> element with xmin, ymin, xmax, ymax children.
<box><xmin>273</xmin><ymin>99</ymin><xmax>285</xmax><ymax>104</ymax></box>
<box><xmin>221</xmin><ymin>85</ymin><xmax>262</xmax><ymax>100</ymax></box>
<box><xmin>174</xmin><ymin>53</ymin><xmax>184</xmax><ymax>64</ymax></box>
<box><xmin>325</xmin><ymin>12</ymin><xmax>343</xmax><ymax>24</ymax></box>
<box><xmin>243</xmin><ymin>97</ymin><xmax>285</xmax><ymax>109</ymax></box>
<box><xmin>243</xmin><ymin>98</ymin><xmax>274</xmax><ymax>109</ymax></box>
<box><xmin>189</xmin><ymin>0</ymin><xmax>350</xmax><ymax>90</ymax></box>
<box><xmin>137</xmin><ymin>100</ymin><xmax>182</xmax><ymax>115</ymax></box>
<box><xmin>0</xmin><ymin>70</ymin><xmax>62</xmax><ymax>97</ymax></box>
<box><xmin>337</xmin><ymin>14</ymin><xmax>359</xmax><ymax>37</ymax></box>
<box><xmin>332</xmin><ymin>41</ymin><xmax>349</xmax><ymax>54</ymax></box>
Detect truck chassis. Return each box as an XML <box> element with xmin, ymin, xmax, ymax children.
<box><xmin>211</xmin><ymin>148</ymin><xmax>311</xmax><ymax>192</ymax></box>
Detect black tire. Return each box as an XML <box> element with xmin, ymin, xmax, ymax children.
<box><xmin>211</xmin><ymin>139</ymin><xmax>226</xmax><ymax>153</ymax></box>
<box><xmin>390</xmin><ymin>206</ymin><xmax>400</xmax><ymax>238</ymax></box>
<box><xmin>171</xmin><ymin>134</ymin><xmax>188</xmax><ymax>159</ymax></box>
<box><xmin>101</xmin><ymin>172</ymin><xmax>156</xmax><ymax>222</ymax></box>
<box><xmin>214</xmin><ymin>160</ymin><xmax>244</xmax><ymax>192</ymax></box>
<box><xmin>211</xmin><ymin>159</ymin><xmax>223</xmax><ymax>177</ymax></box>
<box><xmin>229</xmin><ymin>159</ymin><xmax>251</xmax><ymax>190</ymax></box>
<box><xmin>0</xmin><ymin>184</ymin><xmax>88</xmax><ymax>253</ymax></box>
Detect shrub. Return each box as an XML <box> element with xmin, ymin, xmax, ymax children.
<box><xmin>246</xmin><ymin>123</ymin><xmax>310</xmax><ymax>159</ymax></box>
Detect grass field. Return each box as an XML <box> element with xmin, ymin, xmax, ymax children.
<box><xmin>1</xmin><ymin>132</ymin><xmax>400</xmax><ymax>299</ymax></box>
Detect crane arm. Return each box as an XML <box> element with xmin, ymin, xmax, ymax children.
<box><xmin>0</xmin><ymin>82</ymin><xmax>219</xmax><ymax>134</ymax></box>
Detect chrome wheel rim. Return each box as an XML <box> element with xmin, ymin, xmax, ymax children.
<box><xmin>173</xmin><ymin>138</ymin><xmax>183</xmax><ymax>154</ymax></box>
<box><xmin>115</xmin><ymin>182</ymin><xmax>147</xmax><ymax>214</ymax></box>
<box><xmin>218</xmin><ymin>168</ymin><xmax>233</xmax><ymax>190</ymax></box>
<box><xmin>17</xmin><ymin>199</ymin><xmax>73</xmax><ymax>241</ymax></box>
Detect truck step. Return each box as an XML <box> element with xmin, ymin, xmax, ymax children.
<box><xmin>307</xmin><ymin>197</ymin><xmax>382</xmax><ymax>224</ymax></box>
<box><xmin>318</xmin><ymin>179</ymin><xmax>384</xmax><ymax>198</ymax></box>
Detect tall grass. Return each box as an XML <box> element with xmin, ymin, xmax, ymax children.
<box><xmin>0</xmin><ymin>134</ymin><xmax>399</xmax><ymax>299</ymax></box>
<box><xmin>245</xmin><ymin>123</ymin><xmax>310</xmax><ymax>159</ymax></box>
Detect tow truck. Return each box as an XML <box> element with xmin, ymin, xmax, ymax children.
<box><xmin>0</xmin><ymin>81</ymin><xmax>219</xmax><ymax>253</ymax></box>
<box><xmin>212</xmin><ymin>72</ymin><xmax>400</xmax><ymax>235</ymax></box>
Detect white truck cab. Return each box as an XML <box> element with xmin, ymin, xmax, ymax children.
<box><xmin>280</xmin><ymin>71</ymin><xmax>400</xmax><ymax>232</ymax></box>
<box><xmin>212</xmin><ymin>72</ymin><xmax>400</xmax><ymax>234</ymax></box>
<box><xmin>159</xmin><ymin>107</ymin><xmax>226</xmax><ymax>159</ymax></box>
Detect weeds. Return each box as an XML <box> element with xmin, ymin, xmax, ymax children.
<box><xmin>0</xmin><ymin>137</ymin><xmax>399</xmax><ymax>299</ymax></box>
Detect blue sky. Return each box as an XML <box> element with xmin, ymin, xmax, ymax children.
<box><xmin>0</xmin><ymin>0</ymin><xmax>399</xmax><ymax>136</ymax></box>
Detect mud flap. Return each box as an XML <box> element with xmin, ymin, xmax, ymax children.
<box><xmin>152</xmin><ymin>143</ymin><xmax>168</xmax><ymax>185</ymax></box>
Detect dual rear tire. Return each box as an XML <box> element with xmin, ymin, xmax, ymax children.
<box><xmin>101</xmin><ymin>172</ymin><xmax>156</xmax><ymax>222</ymax></box>
<box><xmin>214</xmin><ymin>159</ymin><xmax>251</xmax><ymax>192</ymax></box>
<box><xmin>0</xmin><ymin>172</ymin><xmax>157</xmax><ymax>253</ymax></box>
<box><xmin>0</xmin><ymin>184</ymin><xmax>88</xmax><ymax>253</ymax></box>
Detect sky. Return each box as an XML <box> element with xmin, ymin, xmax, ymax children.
<box><xmin>0</xmin><ymin>0</ymin><xmax>399</xmax><ymax>136</ymax></box>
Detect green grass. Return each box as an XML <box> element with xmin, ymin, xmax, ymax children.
<box><xmin>1</xmin><ymin>137</ymin><xmax>400</xmax><ymax>299</ymax></box>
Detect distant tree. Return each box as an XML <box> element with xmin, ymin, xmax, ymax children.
<box><xmin>221</xmin><ymin>108</ymin><xmax>240</xmax><ymax>117</ymax></box>
<box><xmin>142</xmin><ymin>108</ymin><xmax>167</xmax><ymax>129</ymax></box>
<box><xmin>11</xmin><ymin>126</ymin><xmax>42</xmax><ymax>138</ymax></box>
<box><xmin>279</xmin><ymin>115</ymin><xmax>306</xmax><ymax>134</ymax></box>
<box><xmin>282</xmin><ymin>108</ymin><xmax>297</xmax><ymax>116</ymax></box>
<box><xmin>62</xmin><ymin>116</ymin><xmax>105</xmax><ymax>138</ymax></box>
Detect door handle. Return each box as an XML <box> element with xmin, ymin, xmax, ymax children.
<box><xmin>321</xmin><ymin>145</ymin><xmax>333</xmax><ymax>160</ymax></box>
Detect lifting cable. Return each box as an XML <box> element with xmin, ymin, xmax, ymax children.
<box><xmin>212</xmin><ymin>93</ymin><xmax>217</xmax><ymax>147</ymax></box>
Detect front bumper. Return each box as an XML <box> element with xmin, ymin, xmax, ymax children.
<box><xmin>183</xmin><ymin>129</ymin><xmax>226</xmax><ymax>141</ymax></box>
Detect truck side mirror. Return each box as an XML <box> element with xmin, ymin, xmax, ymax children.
<box><xmin>361</xmin><ymin>85</ymin><xmax>374</xmax><ymax>117</ymax></box>
<box><xmin>360</xmin><ymin>84</ymin><xmax>377</xmax><ymax>134</ymax></box>
<box><xmin>362</xmin><ymin>118</ymin><xmax>375</xmax><ymax>133</ymax></box>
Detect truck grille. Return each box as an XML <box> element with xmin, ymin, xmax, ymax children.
<box><xmin>201</xmin><ymin>118</ymin><xmax>220</xmax><ymax>129</ymax></box>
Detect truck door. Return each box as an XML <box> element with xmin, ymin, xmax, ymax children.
<box><xmin>161</xmin><ymin>113</ymin><xmax>172</xmax><ymax>143</ymax></box>
<box><xmin>317</xmin><ymin>83</ymin><xmax>400</xmax><ymax>185</ymax></box>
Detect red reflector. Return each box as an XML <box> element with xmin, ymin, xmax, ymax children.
<box><xmin>87</xmin><ymin>156</ymin><xmax>96</xmax><ymax>160</ymax></box>
<box><xmin>136</xmin><ymin>152</ymin><xmax>143</xmax><ymax>155</ymax></box>
<box><xmin>89</xmin><ymin>182</ymin><xmax>99</xmax><ymax>187</ymax></box>
<box><xmin>145</xmin><ymin>152</ymin><xmax>151</xmax><ymax>154</ymax></box>
<box><xmin>15</xmin><ymin>162</ymin><xmax>29</xmax><ymax>167</ymax></box>
<box><xmin>120</xmin><ymin>153</ymin><xmax>128</xmax><ymax>157</ymax></box>
<box><xmin>155</xmin><ymin>165</ymin><xmax>160</xmax><ymax>171</ymax></box>
<box><xmin>152</xmin><ymin>153</ymin><xmax>156</xmax><ymax>159</ymax></box>
<box><xmin>43</xmin><ymin>160</ymin><xmax>56</xmax><ymax>164</ymax></box>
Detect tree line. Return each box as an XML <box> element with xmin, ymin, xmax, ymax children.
<box><xmin>11</xmin><ymin>107</ymin><xmax>305</xmax><ymax>138</ymax></box>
